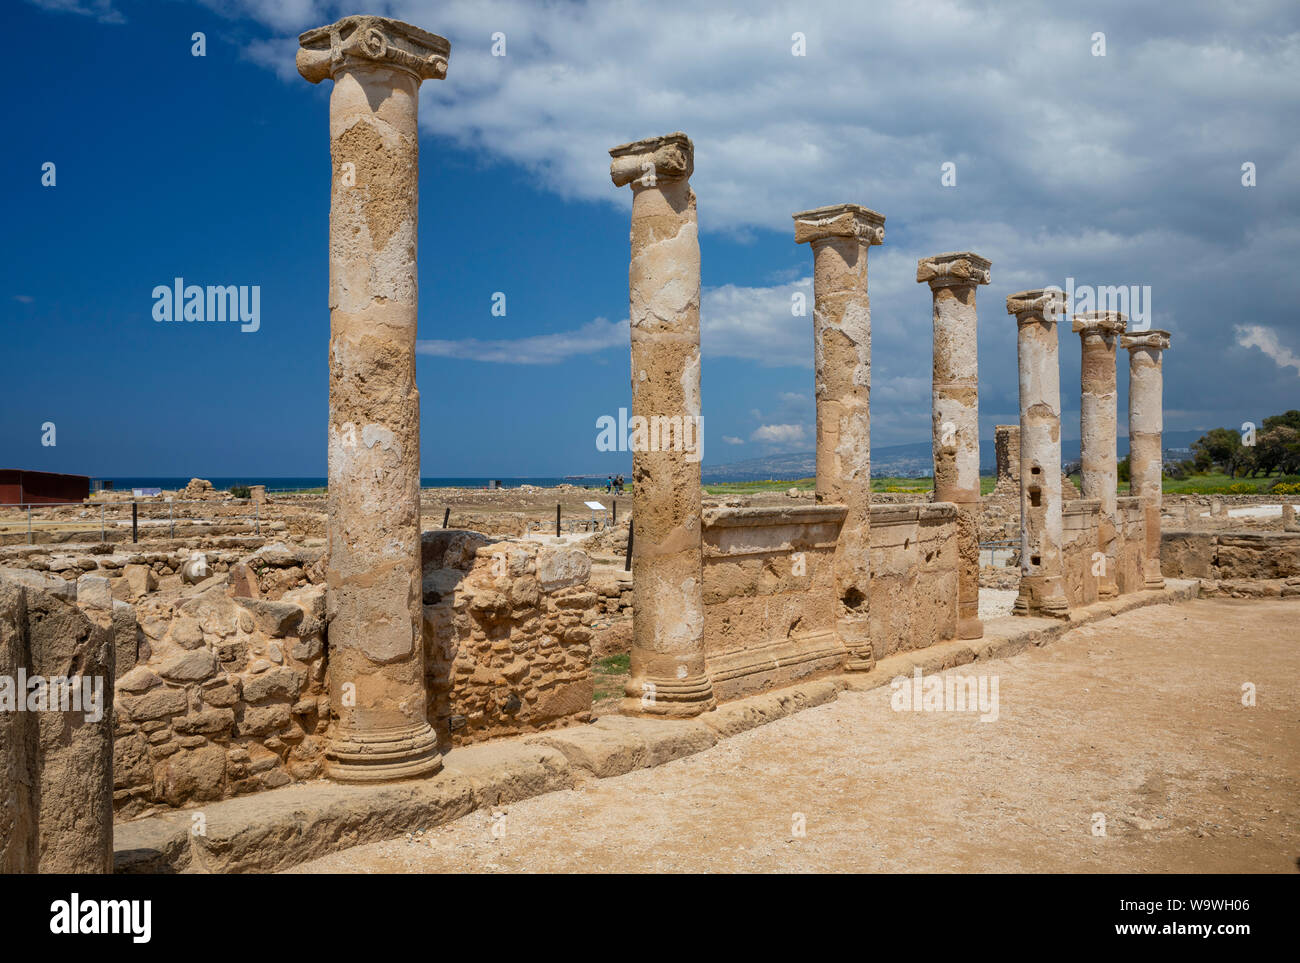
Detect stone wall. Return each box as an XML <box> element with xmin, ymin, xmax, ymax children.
<box><xmin>422</xmin><ymin>531</ymin><xmax>596</xmax><ymax>749</ymax></box>
<box><xmin>110</xmin><ymin>580</ymin><xmax>329</xmax><ymax>817</ymax></box>
<box><xmin>698</xmin><ymin>502</ymin><xmax>959</xmax><ymax>700</ymax></box>
<box><xmin>1061</xmin><ymin>499</ymin><xmax>1101</xmax><ymax>607</ymax></box>
<box><xmin>1161</xmin><ymin>531</ymin><xmax>1300</xmax><ymax>581</ymax></box>
<box><xmin>0</xmin><ymin>574</ymin><xmax>115</xmax><ymax>871</ymax></box>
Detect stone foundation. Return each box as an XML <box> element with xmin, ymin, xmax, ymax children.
<box><xmin>699</xmin><ymin>502</ymin><xmax>958</xmax><ymax>701</ymax></box>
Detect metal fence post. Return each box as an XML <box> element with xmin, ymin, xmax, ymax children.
<box><xmin>101</xmin><ymin>504</ymin><xmax>106</xmax><ymax>542</ymax></box>
<box><xmin>27</xmin><ymin>505</ymin><xmax>32</xmax><ymax>546</ymax></box>
<box><xmin>132</xmin><ymin>502</ymin><xmax>138</xmax><ymax>543</ymax></box>
<box><xmin>255</xmin><ymin>502</ymin><xmax>260</xmax><ymax>536</ymax></box>
<box><xmin>169</xmin><ymin>502</ymin><xmax>175</xmax><ymax>539</ymax></box>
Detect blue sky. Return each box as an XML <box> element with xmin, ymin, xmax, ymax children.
<box><xmin>4</xmin><ymin>0</ymin><xmax>1298</xmax><ymax>479</ymax></box>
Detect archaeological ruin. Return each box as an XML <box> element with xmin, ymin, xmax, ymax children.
<box><xmin>2</xmin><ymin>12</ymin><xmax>1295</xmax><ymax>877</ymax></box>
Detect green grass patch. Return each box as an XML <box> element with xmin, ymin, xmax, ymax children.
<box><xmin>592</xmin><ymin>653</ymin><xmax>630</xmax><ymax>704</ymax></box>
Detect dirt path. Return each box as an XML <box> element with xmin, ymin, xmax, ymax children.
<box><xmin>293</xmin><ymin>598</ymin><xmax>1299</xmax><ymax>873</ymax></box>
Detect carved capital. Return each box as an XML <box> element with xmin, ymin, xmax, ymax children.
<box><xmin>1072</xmin><ymin>311</ymin><xmax>1127</xmax><ymax>336</ymax></box>
<box><xmin>298</xmin><ymin>16</ymin><xmax>450</xmax><ymax>84</ymax></box>
<box><xmin>1006</xmin><ymin>288</ymin><xmax>1066</xmax><ymax>321</ymax></box>
<box><xmin>792</xmin><ymin>203</ymin><xmax>885</xmax><ymax>246</ymax></box>
<box><xmin>1122</xmin><ymin>329</ymin><xmax>1171</xmax><ymax>351</ymax></box>
<box><xmin>609</xmin><ymin>132</ymin><xmax>694</xmax><ymax>187</ymax></box>
<box><xmin>916</xmin><ymin>251</ymin><xmax>991</xmax><ymax>287</ymax></box>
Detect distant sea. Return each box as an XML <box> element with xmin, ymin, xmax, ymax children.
<box><xmin>100</xmin><ymin>477</ymin><xmax>614</xmax><ymax>492</ymax></box>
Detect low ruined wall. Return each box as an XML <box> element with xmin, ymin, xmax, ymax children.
<box><xmin>1114</xmin><ymin>496</ymin><xmax>1148</xmax><ymax>595</ymax></box>
<box><xmin>869</xmin><ymin>504</ymin><xmax>959</xmax><ymax>657</ymax></box>
<box><xmin>701</xmin><ymin>505</ymin><xmax>845</xmax><ymax>701</ymax></box>
<box><xmin>699</xmin><ymin>502</ymin><xmax>959</xmax><ymax>700</ymax></box>
<box><xmin>1062</xmin><ymin>499</ymin><xmax>1101</xmax><ymax>607</ymax></box>
<box><xmin>0</xmin><ymin>574</ymin><xmax>114</xmax><ymax>872</ymax></box>
<box><xmin>422</xmin><ymin>531</ymin><xmax>595</xmax><ymax>748</ymax></box>
<box><xmin>1161</xmin><ymin>531</ymin><xmax>1300</xmax><ymax>581</ymax></box>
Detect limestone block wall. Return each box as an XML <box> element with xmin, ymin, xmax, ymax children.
<box><xmin>701</xmin><ymin>505</ymin><xmax>845</xmax><ymax>701</ymax></box>
<box><xmin>699</xmin><ymin>502</ymin><xmax>959</xmax><ymax>700</ymax></box>
<box><xmin>1161</xmin><ymin>531</ymin><xmax>1300</xmax><ymax>581</ymax></box>
<box><xmin>1114</xmin><ymin>496</ymin><xmax>1148</xmax><ymax>595</ymax></box>
<box><xmin>422</xmin><ymin>531</ymin><xmax>596</xmax><ymax>748</ymax></box>
<box><xmin>868</xmin><ymin>504</ymin><xmax>960</xmax><ymax>657</ymax></box>
<box><xmin>0</xmin><ymin>574</ymin><xmax>115</xmax><ymax>871</ymax></box>
<box><xmin>1061</xmin><ymin>499</ymin><xmax>1101</xmax><ymax>607</ymax></box>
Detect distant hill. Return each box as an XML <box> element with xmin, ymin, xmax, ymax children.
<box><xmin>702</xmin><ymin>430</ymin><xmax>1207</xmax><ymax>482</ymax></box>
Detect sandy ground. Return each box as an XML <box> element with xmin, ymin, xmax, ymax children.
<box><xmin>292</xmin><ymin>597</ymin><xmax>1299</xmax><ymax>874</ymax></box>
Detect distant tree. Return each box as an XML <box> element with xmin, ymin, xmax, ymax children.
<box><xmin>1263</xmin><ymin>410</ymin><xmax>1300</xmax><ymax>433</ymax></box>
<box><xmin>1192</xmin><ymin>427</ymin><xmax>1244</xmax><ymax>477</ymax></box>
<box><xmin>1253</xmin><ymin>426</ymin><xmax>1298</xmax><ymax>476</ymax></box>
<box><xmin>1117</xmin><ymin>454</ymin><xmax>1130</xmax><ymax>483</ymax></box>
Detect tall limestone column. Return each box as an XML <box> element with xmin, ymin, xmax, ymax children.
<box><xmin>793</xmin><ymin>204</ymin><xmax>884</xmax><ymax>671</ymax></box>
<box><xmin>610</xmin><ymin>133</ymin><xmax>715</xmax><ymax>716</ymax></box>
<box><xmin>1073</xmin><ymin>311</ymin><xmax>1126</xmax><ymax>599</ymax></box>
<box><xmin>1123</xmin><ymin>330</ymin><xmax>1172</xmax><ymax>590</ymax></box>
<box><xmin>918</xmin><ymin>252</ymin><xmax>991</xmax><ymax>640</ymax></box>
<box><xmin>298</xmin><ymin>16</ymin><xmax>450</xmax><ymax>781</ymax></box>
<box><xmin>1008</xmin><ymin>290</ymin><xmax>1069</xmax><ymax>618</ymax></box>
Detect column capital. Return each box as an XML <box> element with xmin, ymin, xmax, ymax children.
<box><xmin>792</xmin><ymin>203</ymin><xmax>885</xmax><ymax>246</ymax></box>
<box><xmin>298</xmin><ymin>15</ymin><xmax>450</xmax><ymax>84</ymax></box>
<box><xmin>1072</xmin><ymin>311</ymin><xmax>1127</xmax><ymax>336</ymax></box>
<box><xmin>610</xmin><ymin>132</ymin><xmax>694</xmax><ymax>187</ymax></box>
<box><xmin>1006</xmin><ymin>288</ymin><xmax>1065</xmax><ymax>321</ymax></box>
<box><xmin>916</xmin><ymin>251</ymin><xmax>991</xmax><ymax>288</ymax></box>
<box><xmin>1122</xmin><ymin>329</ymin><xmax>1171</xmax><ymax>352</ymax></box>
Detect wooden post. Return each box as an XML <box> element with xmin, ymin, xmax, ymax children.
<box><xmin>624</xmin><ymin>521</ymin><xmax>633</xmax><ymax>572</ymax></box>
<box><xmin>132</xmin><ymin>502</ymin><xmax>138</xmax><ymax>543</ymax></box>
<box><xmin>556</xmin><ymin>503</ymin><xmax>561</xmax><ymax>538</ymax></box>
<box><xmin>612</xmin><ymin>500</ymin><xmax>617</xmax><ymax>525</ymax></box>
<box><xmin>442</xmin><ymin>507</ymin><xmax>450</xmax><ymax>528</ymax></box>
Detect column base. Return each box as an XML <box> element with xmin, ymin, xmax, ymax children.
<box><xmin>622</xmin><ymin>674</ymin><xmax>716</xmax><ymax>717</ymax></box>
<box><xmin>957</xmin><ymin>616</ymin><xmax>984</xmax><ymax>640</ymax></box>
<box><xmin>326</xmin><ymin>721</ymin><xmax>442</xmax><ymax>783</ymax></box>
<box><xmin>1013</xmin><ymin>592</ymin><xmax>1069</xmax><ymax>619</ymax></box>
<box><xmin>1098</xmin><ymin>582</ymin><xmax>1119</xmax><ymax>600</ymax></box>
<box><xmin>1144</xmin><ymin>576</ymin><xmax>1166</xmax><ymax>591</ymax></box>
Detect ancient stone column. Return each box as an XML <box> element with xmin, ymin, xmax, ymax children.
<box><xmin>1123</xmin><ymin>330</ymin><xmax>1172</xmax><ymax>590</ymax></box>
<box><xmin>609</xmin><ymin>133</ymin><xmax>714</xmax><ymax>716</ymax></box>
<box><xmin>792</xmin><ymin>204</ymin><xmax>884</xmax><ymax>670</ymax></box>
<box><xmin>918</xmin><ymin>252</ymin><xmax>990</xmax><ymax>639</ymax></box>
<box><xmin>1073</xmin><ymin>311</ymin><xmax>1127</xmax><ymax>599</ymax></box>
<box><xmin>1008</xmin><ymin>290</ymin><xmax>1069</xmax><ymax>618</ymax></box>
<box><xmin>298</xmin><ymin>16</ymin><xmax>450</xmax><ymax>780</ymax></box>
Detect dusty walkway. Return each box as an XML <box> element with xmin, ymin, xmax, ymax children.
<box><xmin>294</xmin><ymin>598</ymin><xmax>1299</xmax><ymax>873</ymax></box>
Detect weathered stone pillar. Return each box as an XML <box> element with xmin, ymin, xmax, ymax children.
<box><xmin>1008</xmin><ymin>290</ymin><xmax>1069</xmax><ymax>618</ymax></box>
<box><xmin>298</xmin><ymin>16</ymin><xmax>450</xmax><ymax>780</ymax></box>
<box><xmin>0</xmin><ymin>579</ymin><xmax>38</xmax><ymax>873</ymax></box>
<box><xmin>1073</xmin><ymin>311</ymin><xmax>1127</xmax><ymax>599</ymax></box>
<box><xmin>793</xmin><ymin>204</ymin><xmax>883</xmax><ymax>670</ymax></box>
<box><xmin>918</xmin><ymin>252</ymin><xmax>990</xmax><ymax>639</ymax></box>
<box><xmin>1123</xmin><ymin>330</ymin><xmax>1172</xmax><ymax>590</ymax></box>
<box><xmin>1283</xmin><ymin>502</ymin><xmax>1299</xmax><ymax>533</ymax></box>
<box><xmin>610</xmin><ymin>133</ymin><xmax>714</xmax><ymax>716</ymax></box>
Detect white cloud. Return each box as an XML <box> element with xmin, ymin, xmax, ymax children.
<box><xmin>416</xmin><ymin>317</ymin><xmax>626</xmax><ymax>364</ymax></box>
<box><xmin>1235</xmin><ymin>324</ymin><xmax>1300</xmax><ymax>376</ymax></box>
<box><xmin>27</xmin><ymin>0</ymin><xmax>125</xmax><ymax>24</ymax></box>
<box><xmin>751</xmin><ymin>423</ymin><xmax>805</xmax><ymax>444</ymax></box>
<box><xmin>721</xmin><ymin>435</ymin><xmax>745</xmax><ymax>445</ymax></box>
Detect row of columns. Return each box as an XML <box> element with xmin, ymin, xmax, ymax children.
<box><xmin>298</xmin><ymin>9</ymin><xmax>1177</xmax><ymax>766</ymax></box>
<box><xmin>1009</xmin><ymin>288</ymin><xmax>1172</xmax><ymax>617</ymax></box>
